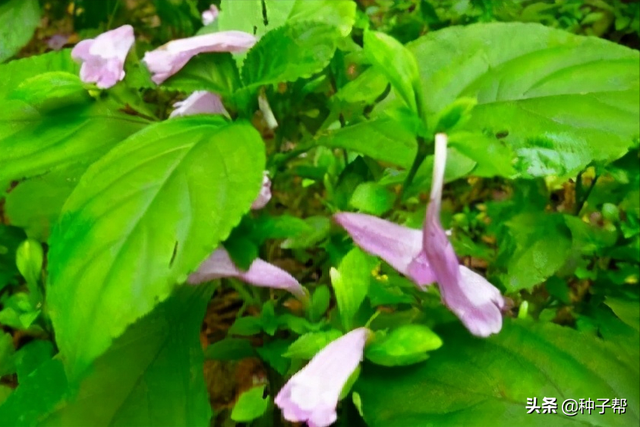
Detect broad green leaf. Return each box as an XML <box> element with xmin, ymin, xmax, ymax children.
<box><xmin>0</xmin><ymin>99</ymin><xmax>148</xmax><ymax>184</ymax></box>
<box><xmin>356</xmin><ymin>319</ymin><xmax>640</xmax><ymax>426</ymax></box>
<box><xmin>47</xmin><ymin>117</ymin><xmax>265</xmax><ymax>377</ymax></box>
<box><xmin>364</xmin><ymin>31</ymin><xmax>422</xmax><ymax>115</ymax></box>
<box><xmin>13</xmin><ymin>339</ymin><xmax>54</xmax><ymax>381</ymax></box>
<box><xmin>283</xmin><ymin>330</ymin><xmax>343</xmax><ymax>359</ymax></box>
<box><xmin>449</xmin><ymin>132</ymin><xmax>516</xmax><ymax>178</ymax></box>
<box><xmin>8</xmin><ymin>72</ymin><xmax>88</xmax><ymax>111</ymax></box>
<box><xmin>242</xmin><ymin>21</ymin><xmax>341</xmax><ymax>88</ymax></box>
<box><xmin>287</xmin><ymin>0</ymin><xmax>357</xmax><ymax>37</ymax></box>
<box><xmin>503</xmin><ymin>212</ymin><xmax>573</xmax><ymax>291</ymax></box>
<box><xmin>604</xmin><ymin>297</ymin><xmax>640</xmax><ymax>332</ymax></box>
<box><xmin>407</xmin><ymin>23</ymin><xmax>640</xmax><ymax>177</ymax></box>
<box><xmin>218</xmin><ymin>0</ymin><xmax>294</xmax><ymax>37</ymax></box>
<box><xmin>349</xmin><ymin>182</ymin><xmax>395</xmax><ymax>216</ymax></box>
<box><xmin>163</xmin><ymin>53</ymin><xmax>241</xmax><ymax>96</ymax></box>
<box><xmin>0</xmin><ymin>285</ymin><xmax>213</xmax><ymax>427</ymax></box>
<box><xmin>231</xmin><ymin>385</ymin><xmax>269</xmax><ymax>423</ymax></box>
<box><xmin>330</xmin><ymin>248</ymin><xmax>372</xmax><ymax>330</ymax></box>
<box><xmin>0</xmin><ymin>0</ymin><xmax>40</xmax><ymax>63</ymax></box>
<box><xmin>316</xmin><ymin>116</ymin><xmax>417</xmax><ymax>168</ymax></box>
<box><xmin>365</xmin><ymin>325</ymin><xmax>442</xmax><ymax>367</ymax></box>
<box><xmin>0</xmin><ymin>50</ymin><xmax>78</xmax><ymax>98</ymax></box>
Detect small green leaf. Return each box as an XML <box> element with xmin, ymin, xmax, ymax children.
<box><xmin>15</xmin><ymin>239</ymin><xmax>43</xmax><ymax>288</ymax></box>
<box><xmin>604</xmin><ymin>297</ymin><xmax>640</xmax><ymax>332</ymax></box>
<box><xmin>231</xmin><ymin>385</ymin><xmax>269</xmax><ymax>423</ymax></box>
<box><xmin>229</xmin><ymin>317</ymin><xmax>263</xmax><ymax>337</ymax></box>
<box><xmin>364</xmin><ymin>30</ymin><xmax>422</xmax><ymax>115</ymax></box>
<box><xmin>0</xmin><ymin>331</ymin><xmax>15</xmax><ymax>377</ymax></box>
<box><xmin>0</xmin><ymin>50</ymin><xmax>78</xmax><ymax>98</ymax></box>
<box><xmin>283</xmin><ymin>330</ymin><xmax>343</xmax><ymax>359</ymax></box>
<box><xmin>47</xmin><ymin>117</ymin><xmax>265</xmax><ymax>378</ymax></box>
<box><xmin>8</xmin><ymin>72</ymin><xmax>89</xmax><ymax>112</ymax></box>
<box><xmin>205</xmin><ymin>338</ymin><xmax>256</xmax><ymax>361</ymax></box>
<box><xmin>281</xmin><ymin>216</ymin><xmax>331</xmax><ymax>249</ymax></box>
<box><xmin>242</xmin><ymin>21</ymin><xmax>341</xmax><ymax>88</ymax></box>
<box><xmin>256</xmin><ymin>339</ymin><xmax>291</xmax><ymax>375</ymax></box>
<box><xmin>0</xmin><ymin>225</ymin><xmax>25</xmax><ymax>291</ymax></box>
<box><xmin>13</xmin><ymin>340</ymin><xmax>54</xmax><ymax>381</ymax></box>
<box><xmin>0</xmin><ymin>0</ymin><xmax>40</xmax><ymax>63</ymax></box>
<box><xmin>349</xmin><ymin>182</ymin><xmax>395</xmax><ymax>216</ymax></box>
<box><xmin>261</xmin><ymin>301</ymin><xmax>278</xmax><ymax>336</ymax></box>
<box><xmin>331</xmin><ymin>248</ymin><xmax>373</xmax><ymax>330</ymax></box>
<box><xmin>309</xmin><ymin>285</ymin><xmax>331</xmax><ymax>322</ymax></box>
<box><xmin>365</xmin><ymin>325</ymin><xmax>442</xmax><ymax>367</ymax></box>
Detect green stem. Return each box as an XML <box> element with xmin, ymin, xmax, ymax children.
<box><xmin>575</xmin><ymin>172</ymin><xmax>599</xmax><ymax>215</ymax></box>
<box><xmin>399</xmin><ymin>136</ymin><xmax>429</xmax><ymax>202</ymax></box>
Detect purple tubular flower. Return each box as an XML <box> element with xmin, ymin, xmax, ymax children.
<box><xmin>423</xmin><ymin>134</ymin><xmax>504</xmax><ymax>337</ymax></box>
<box><xmin>187</xmin><ymin>248</ymin><xmax>307</xmax><ymax>301</ymax></box>
<box><xmin>251</xmin><ymin>172</ymin><xmax>272</xmax><ymax>210</ymax></box>
<box><xmin>275</xmin><ymin>328</ymin><xmax>370</xmax><ymax>427</ymax></box>
<box><xmin>71</xmin><ymin>25</ymin><xmax>135</xmax><ymax>89</ymax></box>
<box><xmin>169</xmin><ymin>91</ymin><xmax>228</xmax><ymax>118</ymax></box>
<box><xmin>334</xmin><ymin>134</ymin><xmax>505</xmax><ymax>337</ymax></box>
<box><xmin>202</xmin><ymin>4</ymin><xmax>219</xmax><ymax>25</ymax></box>
<box><xmin>333</xmin><ymin>213</ymin><xmax>435</xmax><ymax>288</ymax></box>
<box><xmin>143</xmin><ymin>31</ymin><xmax>256</xmax><ymax>84</ymax></box>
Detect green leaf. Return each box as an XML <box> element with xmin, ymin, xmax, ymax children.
<box><xmin>163</xmin><ymin>53</ymin><xmax>241</xmax><ymax>96</ymax></box>
<box><xmin>0</xmin><ymin>99</ymin><xmax>148</xmax><ymax>184</ymax></box>
<box><xmin>604</xmin><ymin>297</ymin><xmax>640</xmax><ymax>332</ymax></box>
<box><xmin>364</xmin><ymin>30</ymin><xmax>422</xmax><ymax>114</ymax></box>
<box><xmin>309</xmin><ymin>285</ymin><xmax>331</xmax><ymax>322</ymax></box>
<box><xmin>218</xmin><ymin>0</ymin><xmax>293</xmax><ymax>37</ymax></box>
<box><xmin>0</xmin><ymin>285</ymin><xmax>213</xmax><ymax>427</ymax></box>
<box><xmin>365</xmin><ymin>325</ymin><xmax>442</xmax><ymax>367</ymax></box>
<box><xmin>503</xmin><ymin>213</ymin><xmax>573</xmax><ymax>291</ymax></box>
<box><xmin>0</xmin><ymin>331</ymin><xmax>15</xmax><ymax>377</ymax></box>
<box><xmin>349</xmin><ymin>182</ymin><xmax>395</xmax><ymax>216</ymax></box>
<box><xmin>0</xmin><ymin>225</ymin><xmax>25</xmax><ymax>291</ymax></box>
<box><xmin>283</xmin><ymin>330</ymin><xmax>343</xmax><ymax>359</ymax></box>
<box><xmin>449</xmin><ymin>131</ymin><xmax>516</xmax><ymax>178</ymax></box>
<box><xmin>330</xmin><ymin>248</ymin><xmax>372</xmax><ymax>330</ymax></box>
<box><xmin>205</xmin><ymin>338</ymin><xmax>255</xmax><ymax>361</ymax></box>
<box><xmin>408</xmin><ymin>23</ymin><xmax>640</xmax><ymax>177</ymax></box>
<box><xmin>229</xmin><ymin>316</ymin><xmax>263</xmax><ymax>337</ymax></box>
<box><xmin>13</xmin><ymin>340</ymin><xmax>54</xmax><ymax>381</ymax></box>
<box><xmin>357</xmin><ymin>319</ymin><xmax>640</xmax><ymax>426</ymax></box>
<box><xmin>287</xmin><ymin>0</ymin><xmax>356</xmax><ymax>37</ymax></box>
<box><xmin>16</xmin><ymin>239</ymin><xmax>43</xmax><ymax>288</ymax></box>
<box><xmin>0</xmin><ymin>50</ymin><xmax>79</xmax><ymax>99</ymax></box>
<box><xmin>242</xmin><ymin>21</ymin><xmax>341</xmax><ymax>88</ymax></box>
<box><xmin>256</xmin><ymin>339</ymin><xmax>291</xmax><ymax>375</ymax></box>
<box><xmin>231</xmin><ymin>385</ymin><xmax>269</xmax><ymax>423</ymax></box>
<box><xmin>47</xmin><ymin>117</ymin><xmax>265</xmax><ymax>378</ymax></box>
<box><xmin>281</xmin><ymin>216</ymin><xmax>330</xmax><ymax>249</ymax></box>
<box><xmin>8</xmin><ymin>72</ymin><xmax>89</xmax><ymax>112</ymax></box>
<box><xmin>316</xmin><ymin>116</ymin><xmax>417</xmax><ymax>168</ymax></box>
<box><xmin>0</xmin><ymin>0</ymin><xmax>40</xmax><ymax>63</ymax></box>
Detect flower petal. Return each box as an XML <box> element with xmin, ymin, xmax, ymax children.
<box><xmin>188</xmin><ymin>248</ymin><xmax>307</xmax><ymax>301</ymax></box>
<box><xmin>250</xmin><ymin>172</ymin><xmax>272</xmax><ymax>210</ymax></box>
<box><xmin>71</xmin><ymin>25</ymin><xmax>134</xmax><ymax>89</ymax></box>
<box><xmin>423</xmin><ymin>133</ymin><xmax>504</xmax><ymax>336</ymax></box>
<box><xmin>334</xmin><ymin>212</ymin><xmax>435</xmax><ymax>287</ymax></box>
<box><xmin>143</xmin><ymin>31</ymin><xmax>256</xmax><ymax>84</ymax></box>
<box><xmin>202</xmin><ymin>4</ymin><xmax>219</xmax><ymax>25</ymax></box>
<box><xmin>275</xmin><ymin>328</ymin><xmax>370</xmax><ymax>427</ymax></box>
<box><xmin>169</xmin><ymin>91</ymin><xmax>228</xmax><ymax>118</ymax></box>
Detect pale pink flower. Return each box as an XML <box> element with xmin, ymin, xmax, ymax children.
<box><xmin>275</xmin><ymin>328</ymin><xmax>370</xmax><ymax>427</ymax></box>
<box><xmin>143</xmin><ymin>31</ymin><xmax>256</xmax><ymax>84</ymax></box>
<box><xmin>188</xmin><ymin>248</ymin><xmax>307</xmax><ymax>302</ymax></box>
<box><xmin>169</xmin><ymin>91</ymin><xmax>228</xmax><ymax>118</ymax></box>
<box><xmin>335</xmin><ymin>134</ymin><xmax>505</xmax><ymax>337</ymax></box>
<box><xmin>251</xmin><ymin>172</ymin><xmax>272</xmax><ymax>210</ymax></box>
<box><xmin>202</xmin><ymin>5</ymin><xmax>219</xmax><ymax>26</ymax></box>
<box><xmin>71</xmin><ymin>25</ymin><xmax>134</xmax><ymax>89</ymax></box>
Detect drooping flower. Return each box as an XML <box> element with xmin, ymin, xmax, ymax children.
<box><xmin>202</xmin><ymin>4</ymin><xmax>219</xmax><ymax>26</ymax></box>
<box><xmin>251</xmin><ymin>171</ymin><xmax>272</xmax><ymax>210</ymax></box>
<box><xmin>275</xmin><ymin>328</ymin><xmax>370</xmax><ymax>427</ymax></box>
<box><xmin>169</xmin><ymin>91</ymin><xmax>228</xmax><ymax>118</ymax></box>
<box><xmin>143</xmin><ymin>31</ymin><xmax>256</xmax><ymax>84</ymax></box>
<box><xmin>334</xmin><ymin>133</ymin><xmax>504</xmax><ymax>337</ymax></box>
<box><xmin>71</xmin><ymin>25</ymin><xmax>135</xmax><ymax>89</ymax></box>
<box><xmin>188</xmin><ymin>247</ymin><xmax>307</xmax><ymax>301</ymax></box>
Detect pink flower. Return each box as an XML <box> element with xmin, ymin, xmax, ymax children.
<box><xmin>275</xmin><ymin>328</ymin><xmax>370</xmax><ymax>427</ymax></box>
<box><xmin>71</xmin><ymin>25</ymin><xmax>135</xmax><ymax>89</ymax></box>
<box><xmin>251</xmin><ymin>172</ymin><xmax>272</xmax><ymax>210</ymax></box>
<box><xmin>143</xmin><ymin>31</ymin><xmax>256</xmax><ymax>85</ymax></box>
<box><xmin>169</xmin><ymin>91</ymin><xmax>228</xmax><ymax>118</ymax></box>
<box><xmin>202</xmin><ymin>5</ymin><xmax>219</xmax><ymax>26</ymax></box>
<box><xmin>188</xmin><ymin>248</ymin><xmax>307</xmax><ymax>302</ymax></box>
<box><xmin>335</xmin><ymin>134</ymin><xmax>505</xmax><ymax>337</ymax></box>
